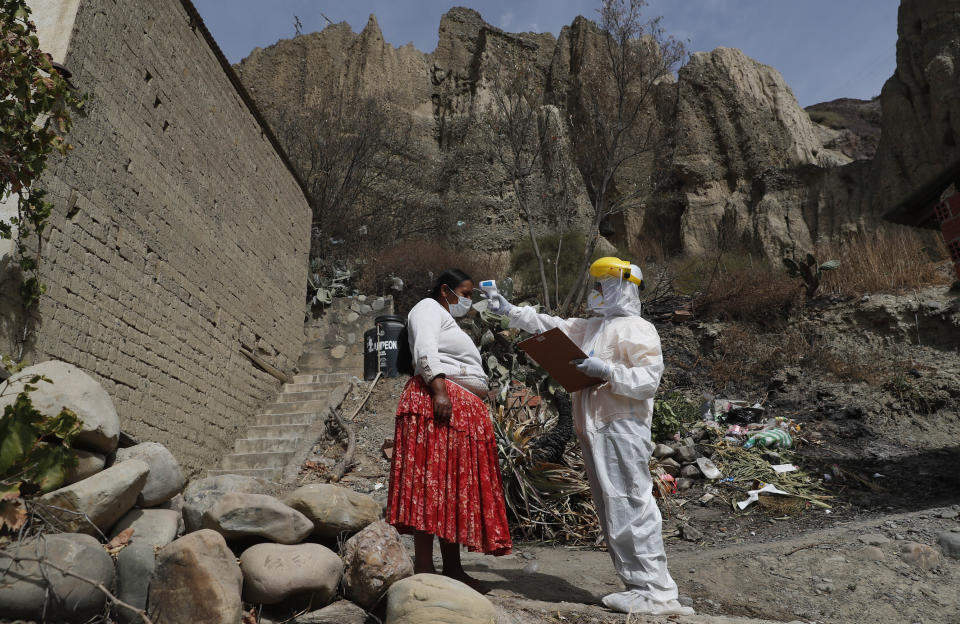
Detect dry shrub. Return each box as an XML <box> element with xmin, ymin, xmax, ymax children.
<box><xmin>818</xmin><ymin>225</ymin><xmax>951</xmax><ymax>296</ymax></box>
<box><xmin>358</xmin><ymin>239</ymin><xmax>507</xmax><ymax>313</ymax></box>
<box><xmin>708</xmin><ymin>324</ymin><xmax>812</xmax><ymax>387</ymax></box>
<box><xmin>813</xmin><ymin>346</ymin><xmax>892</xmax><ymax>385</ymax></box>
<box><xmin>677</xmin><ymin>253</ymin><xmax>802</xmax><ymax>323</ymax></box>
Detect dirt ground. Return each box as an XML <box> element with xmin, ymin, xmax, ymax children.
<box><xmin>297</xmin><ymin>286</ymin><xmax>960</xmax><ymax>623</ymax></box>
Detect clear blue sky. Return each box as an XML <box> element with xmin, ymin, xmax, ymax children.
<box><xmin>193</xmin><ymin>0</ymin><xmax>900</xmax><ymax>107</ymax></box>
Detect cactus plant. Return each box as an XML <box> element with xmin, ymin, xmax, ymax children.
<box><xmin>782</xmin><ymin>253</ymin><xmax>840</xmax><ymax>298</ymax></box>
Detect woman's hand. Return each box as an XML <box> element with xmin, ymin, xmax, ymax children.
<box><xmin>430</xmin><ymin>376</ymin><xmax>453</xmax><ymax>423</ymax></box>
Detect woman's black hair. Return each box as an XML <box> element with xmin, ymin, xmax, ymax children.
<box><xmin>430</xmin><ymin>268</ymin><xmax>473</xmax><ymax>300</ymax></box>
<box><xmin>396</xmin><ymin>268</ymin><xmax>473</xmax><ymax>376</ymax></box>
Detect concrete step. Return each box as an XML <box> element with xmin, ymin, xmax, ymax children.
<box><xmin>207</xmin><ymin>467</ymin><xmax>282</xmax><ymax>481</ymax></box>
<box><xmin>262</xmin><ymin>399</ymin><xmax>332</xmax><ymax>415</ymax></box>
<box><xmin>292</xmin><ymin>373</ymin><xmax>351</xmax><ymax>384</ymax></box>
<box><xmin>221</xmin><ymin>451</ymin><xmax>294</xmax><ymax>470</ymax></box>
<box><xmin>243</xmin><ymin>424</ymin><xmax>309</xmax><ymax>439</ymax></box>
<box><xmin>253</xmin><ymin>413</ymin><xmax>316</xmax><ymax>426</ymax></box>
<box><xmin>283</xmin><ymin>382</ymin><xmax>347</xmax><ymax>393</ymax></box>
<box><xmin>235</xmin><ymin>437</ymin><xmax>301</xmax><ymax>454</ymax></box>
<box><xmin>277</xmin><ymin>390</ymin><xmax>333</xmax><ymax>403</ymax></box>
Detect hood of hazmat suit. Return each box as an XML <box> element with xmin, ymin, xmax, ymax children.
<box><xmin>590</xmin><ymin>265</ymin><xmax>644</xmax><ymax>317</ymax></box>
<box><xmin>506</xmin><ymin>262</ymin><xmax>681</xmax><ymax>608</ymax></box>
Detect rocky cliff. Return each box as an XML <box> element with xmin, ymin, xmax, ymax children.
<box><xmin>235</xmin><ymin>2</ymin><xmax>956</xmax><ymax>260</ymax></box>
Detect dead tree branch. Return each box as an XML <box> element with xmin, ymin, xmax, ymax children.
<box><xmin>327</xmin><ymin>406</ymin><xmax>357</xmax><ymax>483</ymax></box>
<box><xmin>0</xmin><ymin>548</ymin><xmax>153</xmax><ymax>624</ymax></box>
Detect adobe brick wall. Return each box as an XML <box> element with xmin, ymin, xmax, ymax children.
<box><xmin>6</xmin><ymin>0</ymin><xmax>312</xmax><ymax>475</ymax></box>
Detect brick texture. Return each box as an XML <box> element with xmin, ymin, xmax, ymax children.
<box><xmin>11</xmin><ymin>0</ymin><xmax>312</xmax><ymax>475</ymax></box>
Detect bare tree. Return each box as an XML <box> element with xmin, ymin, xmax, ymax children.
<box><xmin>559</xmin><ymin>0</ymin><xmax>686</xmax><ymax>314</ymax></box>
<box><xmin>272</xmin><ymin>97</ymin><xmax>430</xmax><ymax>260</ymax></box>
<box><xmin>481</xmin><ymin>63</ymin><xmax>554</xmax><ymax>307</ymax></box>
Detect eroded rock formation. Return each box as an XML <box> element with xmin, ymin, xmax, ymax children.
<box><xmin>235</xmin><ymin>2</ymin><xmax>958</xmax><ymax>259</ymax></box>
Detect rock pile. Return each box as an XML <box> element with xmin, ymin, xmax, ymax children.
<box><xmin>652</xmin><ymin>437</ymin><xmax>722</xmax><ymax>490</ymax></box>
<box><xmin>0</xmin><ymin>360</ymin><xmax>499</xmax><ymax>623</ymax></box>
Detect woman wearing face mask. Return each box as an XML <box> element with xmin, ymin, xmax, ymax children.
<box><xmin>388</xmin><ymin>268</ymin><xmax>511</xmax><ymax>593</ymax></box>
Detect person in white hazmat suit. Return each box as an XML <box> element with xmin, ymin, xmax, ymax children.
<box><xmin>486</xmin><ymin>257</ymin><xmax>693</xmax><ymax>616</ymax></box>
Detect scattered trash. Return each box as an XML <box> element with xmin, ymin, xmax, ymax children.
<box><xmin>772</xmin><ymin>463</ymin><xmax>798</xmax><ymax>473</ymax></box>
<box><xmin>736</xmin><ymin>483</ymin><xmax>792</xmax><ymax>510</ymax></box>
<box><xmin>743</xmin><ymin>429</ymin><xmax>793</xmax><ymax>449</ymax></box>
<box><xmin>696</xmin><ymin>457</ymin><xmax>723</xmax><ymax>480</ymax></box>
<box><xmin>381</xmin><ymin>439</ymin><xmax>395</xmax><ymax>460</ymax></box>
<box><xmin>373</xmin><ymin>482</ymin><xmax>384</xmax><ymax>491</ymax></box>
<box><xmin>699</xmin><ymin>493</ymin><xmax>715</xmax><ymax>505</ymax></box>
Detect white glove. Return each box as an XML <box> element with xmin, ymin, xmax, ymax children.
<box><xmin>572</xmin><ymin>357</ymin><xmax>611</xmax><ymax>380</ymax></box>
<box><xmin>487</xmin><ymin>293</ymin><xmax>513</xmax><ymax>315</ymax></box>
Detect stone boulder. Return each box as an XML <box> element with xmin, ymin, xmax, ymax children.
<box><xmin>385</xmin><ymin>574</ymin><xmax>496</xmax><ymax>624</ymax></box>
<box><xmin>283</xmin><ymin>483</ymin><xmax>381</xmax><ymax>538</ymax></box>
<box><xmin>116</xmin><ymin>442</ymin><xmax>185</xmax><ymax>506</ymax></box>
<box><xmin>0</xmin><ymin>533</ymin><xmax>115</xmax><ymax>621</ymax></box>
<box><xmin>40</xmin><ymin>459</ymin><xmax>149</xmax><ymax>534</ymax></box>
<box><xmin>341</xmin><ymin>520</ymin><xmax>414</xmax><ymax>609</ymax></box>
<box><xmin>938</xmin><ymin>532</ymin><xmax>960</xmax><ymax>560</ymax></box>
<box><xmin>64</xmin><ymin>449</ymin><xmax>106</xmax><ymax>485</ymax></box>
<box><xmin>202</xmin><ymin>492</ymin><xmax>312</xmax><ymax>544</ymax></box>
<box><xmin>239</xmin><ymin>543</ymin><xmax>343</xmax><ymax>605</ymax></box>
<box><xmin>154</xmin><ymin>493</ymin><xmax>185</xmax><ymax>536</ymax></box>
<box><xmin>115</xmin><ymin>542</ymin><xmax>156</xmax><ymax>624</ymax></box>
<box><xmin>182</xmin><ymin>473</ymin><xmax>275</xmax><ymax>532</ymax></box>
<box><xmin>148</xmin><ymin>530</ymin><xmax>243</xmax><ymax>624</ymax></box>
<box><xmin>111</xmin><ymin>509</ymin><xmax>180</xmax><ymax>548</ymax></box>
<box><xmin>0</xmin><ymin>360</ymin><xmax>120</xmax><ymax>453</ymax></box>
<box><xmin>292</xmin><ymin>600</ymin><xmax>370</xmax><ymax>624</ymax></box>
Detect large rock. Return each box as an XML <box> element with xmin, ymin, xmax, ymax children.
<box><xmin>111</xmin><ymin>508</ymin><xmax>181</xmax><ymax>548</ymax></box>
<box><xmin>0</xmin><ymin>533</ymin><xmax>115</xmax><ymax>621</ymax></box>
<box><xmin>202</xmin><ymin>492</ymin><xmax>313</xmax><ymax>544</ymax></box>
<box><xmin>115</xmin><ymin>542</ymin><xmax>157</xmax><ymax>624</ymax></box>
<box><xmin>116</xmin><ymin>442</ymin><xmax>185</xmax><ymax>506</ymax></box>
<box><xmin>938</xmin><ymin>532</ymin><xmax>960</xmax><ymax>560</ymax></box>
<box><xmin>154</xmin><ymin>492</ymin><xmax>185</xmax><ymax>536</ymax></box>
<box><xmin>283</xmin><ymin>483</ymin><xmax>381</xmax><ymax>538</ymax></box>
<box><xmin>148</xmin><ymin>530</ymin><xmax>243</xmax><ymax>624</ymax></box>
<box><xmin>0</xmin><ymin>360</ymin><xmax>120</xmax><ymax>453</ymax></box>
<box><xmin>182</xmin><ymin>473</ymin><xmax>275</xmax><ymax>532</ymax></box>
<box><xmin>64</xmin><ymin>449</ymin><xmax>106</xmax><ymax>485</ymax></box>
<box><xmin>341</xmin><ymin>520</ymin><xmax>414</xmax><ymax>609</ymax></box>
<box><xmin>40</xmin><ymin>459</ymin><xmax>150</xmax><ymax>534</ymax></box>
<box><xmin>239</xmin><ymin>543</ymin><xmax>343</xmax><ymax>605</ymax></box>
<box><xmin>292</xmin><ymin>600</ymin><xmax>370</xmax><ymax>624</ymax></box>
<box><xmin>385</xmin><ymin>574</ymin><xmax>496</xmax><ymax>624</ymax></box>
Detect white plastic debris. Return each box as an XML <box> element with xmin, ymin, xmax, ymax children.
<box><xmin>772</xmin><ymin>463</ymin><xmax>798</xmax><ymax>473</ymax></box>
<box><xmin>696</xmin><ymin>457</ymin><xmax>723</xmax><ymax>480</ymax></box>
<box><xmin>736</xmin><ymin>483</ymin><xmax>791</xmax><ymax>510</ymax></box>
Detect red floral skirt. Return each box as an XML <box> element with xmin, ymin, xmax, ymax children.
<box><xmin>387</xmin><ymin>376</ymin><xmax>512</xmax><ymax>556</ymax></box>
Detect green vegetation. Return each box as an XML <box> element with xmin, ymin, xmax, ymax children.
<box><xmin>0</xmin><ymin>0</ymin><xmax>84</xmax><ymax>344</ymax></box>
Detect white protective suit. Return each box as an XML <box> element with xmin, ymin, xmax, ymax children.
<box><xmin>506</xmin><ymin>276</ymin><xmax>682</xmax><ymax>608</ymax></box>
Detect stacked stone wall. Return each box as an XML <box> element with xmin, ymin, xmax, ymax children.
<box><xmin>6</xmin><ymin>0</ymin><xmax>312</xmax><ymax>474</ymax></box>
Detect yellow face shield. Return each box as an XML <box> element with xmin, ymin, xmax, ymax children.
<box><xmin>589</xmin><ymin>257</ymin><xmax>644</xmax><ymax>287</ymax></box>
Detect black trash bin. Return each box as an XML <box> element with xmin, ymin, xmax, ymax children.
<box><xmin>363</xmin><ymin>315</ymin><xmax>406</xmax><ymax>380</ymax></box>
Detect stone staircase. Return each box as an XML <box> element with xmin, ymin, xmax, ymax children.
<box><xmin>209</xmin><ymin>372</ymin><xmax>351</xmax><ymax>481</ymax></box>
<box><xmin>210</xmin><ymin>296</ymin><xmax>391</xmax><ymax>481</ymax></box>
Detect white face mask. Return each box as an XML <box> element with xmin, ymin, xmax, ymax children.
<box><xmin>587</xmin><ymin>290</ymin><xmax>604</xmax><ymax>314</ymax></box>
<box><xmin>446</xmin><ymin>291</ymin><xmax>473</xmax><ymax>318</ymax></box>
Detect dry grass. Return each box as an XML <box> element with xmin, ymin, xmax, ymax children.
<box><xmin>668</xmin><ymin>252</ymin><xmax>801</xmax><ymax>323</ymax></box>
<box><xmin>707</xmin><ymin>324</ymin><xmax>812</xmax><ymax>387</ymax></box>
<box><xmin>817</xmin><ymin>225</ymin><xmax>952</xmax><ymax>296</ymax></box>
<box><xmin>705</xmin><ymin>324</ymin><xmax>896</xmax><ymax>389</ymax></box>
